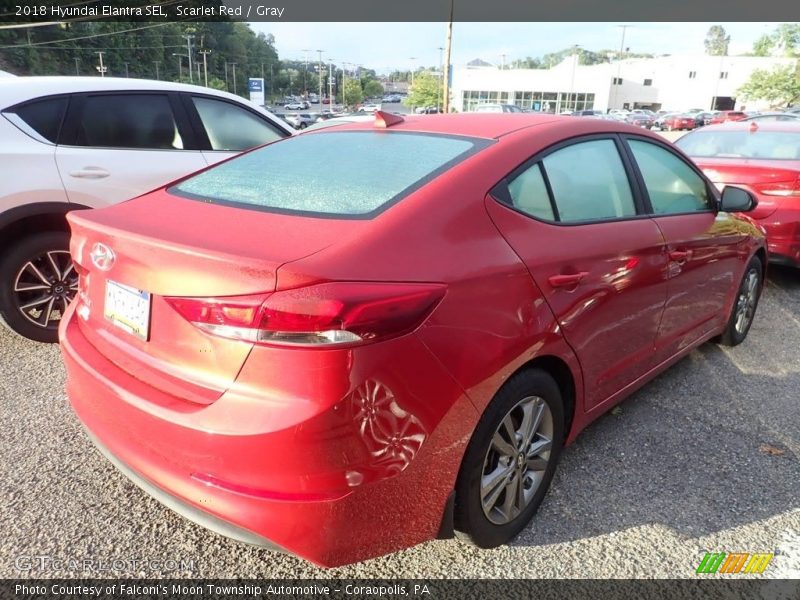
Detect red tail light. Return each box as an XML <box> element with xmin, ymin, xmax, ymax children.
<box><xmin>166</xmin><ymin>282</ymin><xmax>446</xmax><ymax>347</ymax></box>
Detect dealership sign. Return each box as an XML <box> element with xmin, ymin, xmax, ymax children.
<box><xmin>248</xmin><ymin>78</ymin><xmax>265</xmax><ymax>106</ymax></box>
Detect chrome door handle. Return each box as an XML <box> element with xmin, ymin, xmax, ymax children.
<box><xmin>69</xmin><ymin>167</ymin><xmax>110</xmax><ymax>179</ymax></box>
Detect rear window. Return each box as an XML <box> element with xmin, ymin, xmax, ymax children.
<box><xmin>171</xmin><ymin>131</ymin><xmax>483</xmax><ymax>217</ymax></box>
<box><xmin>7</xmin><ymin>96</ymin><xmax>68</xmax><ymax>143</ymax></box>
<box><xmin>676</xmin><ymin>129</ymin><xmax>800</xmax><ymax>160</ymax></box>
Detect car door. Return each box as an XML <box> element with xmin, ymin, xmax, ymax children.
<box><xmin>182</xmin><ymin>94</ymin><xmax>289</xmax><ymax>165</ymax></box>
<box><xmin>487</xmin><ymin>136</ymin><xmax>669</xmax><ymax>409</ymax></box>
<box><xmin>55</xmin><ymin>92</ymin><xmax>207</xmax><ymax>208</ymax></box>
<box><xmin>622</xmin><ymin>136</ymin><xmax>747</xmax><ymax>360</ymax></box>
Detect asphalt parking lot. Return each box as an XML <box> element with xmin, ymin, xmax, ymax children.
<box><xmin>1</xmin><ymin>263</ymin><xmax>798</xmax><ymax>579</ymax></box>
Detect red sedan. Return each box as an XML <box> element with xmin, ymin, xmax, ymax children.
<box><xmin>662</xmin><ymin>114</ymin><xmax>697</xmax><ymax>131</ymax></box>
<box><xmin>676</xmin><ymin>121</ymin><xmax>800</xmax><ymax>268</ymax></box>
<box><xmin>61</xmin><ymin>113</ymin><xmax>766</xmax><ymax>567</ymax></box>
<box><xmin>709</xmin><ymin>110</ymin><xmax>747</xmax><ymax>125</ymax></box>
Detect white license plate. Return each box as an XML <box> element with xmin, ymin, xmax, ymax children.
<box><xmin>104</xmin><ymin>280</ymin><xmax>151</xmax><ymax>340</ymax></box>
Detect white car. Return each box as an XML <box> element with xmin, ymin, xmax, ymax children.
<box><xmin>284</xmin><ymin>101</ymin><xmax>305</xmax><ymax>110</ymax></box>
<box><xmin>361</xmin><ymin>103</ymin><xmax>381</xmax><ymax>113</ymax></box>
<box><xmin>0</xmin><ymin>76</ymin><xmax>294</xmax><ymax>342</ymax></box>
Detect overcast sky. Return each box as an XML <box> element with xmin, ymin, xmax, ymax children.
<box><xmin>249</xmin><ymin>22</ymin><xmax>787</xmax><ymax>73</ymax></box>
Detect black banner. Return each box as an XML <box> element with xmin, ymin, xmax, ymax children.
<box><xmin>4</xmin><ymin>579</ymin><xmax>800</xmax><ymax>600</ymax></box>
<box><xmin>0</xmin><ymin>0</ymin><xmax>799</xmax><ymax>23</ymax></box>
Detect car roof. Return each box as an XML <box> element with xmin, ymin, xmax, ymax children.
<box><xmin>311</xmin><ymin>112</ymin><xmax>656</xmax><ymax>140</ymax></box>
<box><xmin>697</xmin><ymin>121</ymin><xmax>800</xmax><ymax>133</ymax></box>
<box><xmin>0</xmin><ymin>76</ymin><xmax>257</xmax><ymax>109</ymax></box>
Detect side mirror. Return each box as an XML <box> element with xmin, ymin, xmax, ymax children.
<box><xmin>720</xmin><ymin>186</ymin><xmax>757</xmax><ymax>212</ymax></box>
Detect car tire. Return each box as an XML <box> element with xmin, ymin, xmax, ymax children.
<box><xmin>717</xmin><ymin>255</ymin><xmax>763</xmax><ymax>347</ymax></box>
<box><xmin>454</xmin><ymin>368</ymin><xmax>565</xmax><ymax>548</ymax></box>
<box><xmin>0</xmin><ymin>231</ymin><xmax>76</xmax><ymax>343</ymax></box>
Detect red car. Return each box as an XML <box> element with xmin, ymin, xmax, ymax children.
<box><xmin>662</xmin><ymin>114</ymin><xmax>697</xmax><ymax>131</ymax></box>
<box><xmin>676</xmin><ymin>121</ymin><xmax>800</xmax><ymax>268</ymax></box>
<box><xmin>709</xmin><ymin>110</ymin><xmax>747</xmax><ymax>125</ymax></box>
<box><xmin>61</xmin><ymin>113</ymin><xmax>766</xmax><ymax>567</ymax></box>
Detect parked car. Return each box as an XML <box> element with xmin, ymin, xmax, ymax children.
<box><xmin>61</xmin><ymin>114</ymin><xmax>765</xmax><ymax>567</ymax></box>
<box><xmin>741</xmin><ymin>112</ymin><xmax>800</xmax><ymax>123</ymax></box>
<box><xmin>0</xmin><ymin>76</ymin><xmax>293</xmax><ymax>342</ymax></box>
<box><xmin>661</xmin><ymin>113</ymin><xmax>698</xmax><ymax>131</ymax></box>
<box><xmin>692</xmin><ymin>111</ymin><xmax>717</xmax><ymax>127</ymax></box>
<box><xmin>284</xmin><ymin>101</ymin><xmax>305</xmax><ymax>110</ymax></box>
<box><xmin>414</xmin><ymin>106</ymin><xmax>441</xmax><ymax>114</ymax></box>
<box><xmin>474</xmin><ymin>103</ymin><xmax>524</xmax><ymax>113</ymax></box>
<box><xmin>709</xmin><ymin>110</ymin><xmax>747</xmax><ymax>125</ymax></box>
<box><xmin>360</xmin><ymin>103</ymin><xmax>381</xmax><ymax>113</ymax></box>
<box><xmin>282</xmin><ymin>113</ymin><xmax>316</xmax><ymax>129</ymax></box>
<box><xmin>653</xmin><ymin>112</ymin><xmax>679</xmax><ymax>130</ymax></box>
<box><xmin>303</xmin><ymin>114</ymin><xmax>374</xmax><ymax>131</ymax></box>
<box><xmin>572</xmin><ymin>109</ymin><xmax>602</xmax><ymax>117</ymax></box>
<box><xmin>676</xmin><ymin>121</ymin><xmax>800</xmax><ymax>268</ymax></box>
<box><xmin>626</xmin><ymin>114</ymin><xmax>654</xmax><ymax>129</ymax></box>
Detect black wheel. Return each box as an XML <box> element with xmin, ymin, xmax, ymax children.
<box><xmin>718</xmin><ymin>255</ymin><xmax>763</xmax><ymax>347</ymax></box>
<box><xmin>454</xmin><ymin>369</ymin><xmax>565</xmax><ymax>548</ymax></box>
<box><xmin>0</xmin><ymin>231</ymin><xmax>76</xmax><ymax>343</ymax></box>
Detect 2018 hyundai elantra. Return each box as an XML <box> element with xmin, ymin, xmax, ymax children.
<box><xmin>61</xmin><ymin>112</ymin><xmax>766</xmax><ymax>567</ymax></box>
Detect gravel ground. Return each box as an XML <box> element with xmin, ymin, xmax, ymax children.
<box><xmin>0</xmin><ymin>267</ymin><xmax>798</xmax><ymax>579</ymax></box>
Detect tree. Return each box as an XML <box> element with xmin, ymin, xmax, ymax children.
<box><xmin>752</xmin><ymin>34</ymin><xmax>775</xmax><ymax>57</ymax></box>
<box><xmin>704</xmin><ymin>25</ymin><xmax>730</xmax><ymax>56</ymax></box>
<box><xmin>363</xmin><ymin>79</ymin><xmax>384</xmax><ymax>98</ymax></box>
<box><xmin>341</xmin><ymin>78</ymin><xmax>363</xmax><ymax>106</ymax></box>
<box><xmin>738</xmin><ymin>64</ymin><xmax>800</xmax><ymax>108</ymax></box>
<box><xmin>404</xmin><ymin>71</ymin><xmax>440</xmax><ymax>108</ymax></box>
<box><xmin>749</xmin><ymin>24</ymin><xmax>800</xmax><ymax>57</ymax></box>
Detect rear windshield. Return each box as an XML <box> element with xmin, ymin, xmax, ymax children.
<box><xmin>677</xmin><ymin>129</ymin><xmax>800</xmax><ymax>160</ymax></box>
<box><xmin>171</xmin><ymin>131</ymin><xmax>484</xmax><ymax>217</ymax></box>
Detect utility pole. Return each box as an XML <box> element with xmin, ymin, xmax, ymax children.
<box><xmin>316</xmin><ymin>49</ymin><xmax>324</xmax><ymax>103</ymax></box>
<box><xmin>437</xmin><ymin>46</ymin><xmax>444</xmax><ymax>110</ymax></box>
<box><xmin>612</xmin><ymin>25</ymin><xmax>631</xmax><ymax>110</ymax></box>
<box><xmin>95</xmin><ymin>51</ymin><xmax>106</xmax><ymax>77</ymax></box>
<box><xmin>231</xmin><ymin>62</ymin><xmax>238</xmax><ymax>94</ymax></box>
<box><xmin>153</xmin><ymin>60</ymin><xmax>160</xmax><ymax>80</ymax></box>
<box><xmin>123</xmin><ymin>62</ymin><xmax>129</xmax><ymax>78</ymax></box>
<box><xmin>443</xmin><ymin>0</ymin><xmax>454</xmax><ymax>113</ymax></box>
<box><xmin>302</xmin><ymin>49</ymin><xmax>310</xmax><ymax>95</ymax></box>
<box><xmin>328</xmin><ymin>61</ymin><xmax>334</xmax><ymax>107</ymax></box>
<box><xmin>568</xmin><ymin>45</ymin><xmax>580</xmax><ymax>112</ymax></box>
<box><xmin>501</xmin><ymin>54</ymin><xmax>506</xmax><ymax>70</ymax></box>
<box><xmin>184</xmin><ymin>34</ymin><xmax>194</xmax><ymax>83</ymax></box>
<box><xmin>224</xmin><ymin>61</ymin><xmax>229</xmax><ymax>90</ymax></box>
<box><xmin>199</xmin><ymin>50</ymin><xmax>211</xmax><ymax>87</ymax></box>
<box><xmin>74</xmin><ymin>57</ymin><xmax>80</xmax><ymax>75</ymax></box>
<box><xmin>409</xmin><ymin>57</ymin><xmax>417</xmax><ymax>86</ymax></box>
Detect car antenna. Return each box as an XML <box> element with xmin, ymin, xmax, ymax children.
<box><xmin>374</xmin><ymin>110</ymin><xmax>404</xmax><ymax>128</ymax></box>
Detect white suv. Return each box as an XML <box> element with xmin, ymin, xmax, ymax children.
<box><xmin>0</xmin><ymin>77</ymin><xmax>294</xmax><ymax>342</ymax></box>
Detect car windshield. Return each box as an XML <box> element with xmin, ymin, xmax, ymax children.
<box><xmin>676</xmin><ymin>129</ymin><xmax>800</xmax><ymax>160</ymax></box>
<box><xmin>171</xmin><ymin>131</ymin><xmax>484</xmax><ymax>217</ymax></box>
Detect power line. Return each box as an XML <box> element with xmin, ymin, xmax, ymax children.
<box><xmin>0</xmin><ymin>20</ymin><xmax>186</xmax><ymax>49</ymax></box>
<box><xmin>7</xmin><ymin>44</ymin><xmax>185</xmax><ymax>51</ymax></box>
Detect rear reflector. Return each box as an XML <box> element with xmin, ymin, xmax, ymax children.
<box><xmin>166</xmin><ymin>282</ymin><xmax>446</xmax><ymax>347</ymax></box>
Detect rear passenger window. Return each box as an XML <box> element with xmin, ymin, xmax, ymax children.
<box><xmin>542</xmin><ymin>140</ymin><xmax>636</xmax><ymax>222</ymax></box>
<box><xmin>191</xmin><ymin>96</ymin><xmax>284</xmax><ymax>151</ymax></box>
<box><xmin>9</xmin><ymin>96</ymin><xmax>68</xmax><ymax>143</ymax></box>
<box><xmin>507</xmin><ymin>163</ymin><xmax>555</xmax><ymax>221</ymax></box>
<box><xmin>628</xmin><ymin>140</ymin><xmax>711</xmax><ymax>214</ymax></box>
<box><xmin>74</xmin><ymin>94</ymin><xmax>183</xmax><ymax>150</ymax></box>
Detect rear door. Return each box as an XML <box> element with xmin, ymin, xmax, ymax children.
<box><xmin>55</xmin><ymin>92</ymin><xmax>206</xmax><ymax>207</ymax></box>
<box><xmin>487</xmin><ymin>135</ymin><xmax>669</xmax><ymax>409</ymax></box>
<box><xmin>622</xmin><ymin>136</ymin><xmax>746</xmax><ymax>360</ymax></box>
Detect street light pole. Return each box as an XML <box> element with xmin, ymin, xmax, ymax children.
<box><xmin>409</xmin><ymin>57</ymin><xmax>417</xmax><ymax>86</ymax></box>
<box><xmin>316</xmin><ymin>49</ymin><xmax>324</xmax><ymax>103</ymax></box>
<box><xmin>328</xmin><ymin>61</ymin><xmax>335</xmax><ymax>107</ymax></box>
<box><xmin>95</xmin><ymin>51</ymin><xmax>106</xmax><ymax>77</ymax></box>
<box><xmin>302</xmin><ymin>49</ymin><xmax>310</xmax><ymax>95</ymax></box>
<box><xmin>611</xmin><ymin>25</ymin><xmax>631</xmax><ymax>110</ymax></box>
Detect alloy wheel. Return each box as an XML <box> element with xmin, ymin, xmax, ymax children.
<box><xmin>480</xmin><ymin>395</ymin><xmax>553</xmax><ymax>525</ymax></box>
<box><xmin>734</xmin><ymin>268</ymin><xmax>759</xmax><ymax>335</ymax></box>
<box><xmin>13</xmin><ymin>250</ymin><xmax>78</xmax><ymax>329</ymax></box>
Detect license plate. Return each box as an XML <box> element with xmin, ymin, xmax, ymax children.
<box><xmin>104</xmin><ymin>280</ymin><xmax>151</xmax><ymax>340</ymax></box>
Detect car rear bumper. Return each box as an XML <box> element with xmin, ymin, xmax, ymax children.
<box><xmin>761</xmin><ymin>212</ymin><xmax>800</xmax><ymax>268</ymax></box>
<box><xmin>60</xmin><ymin>302</ymin><xmax>476</xmax><ymax>566</ymax></box>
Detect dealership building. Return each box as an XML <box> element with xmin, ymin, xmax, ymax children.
<box><xmin>451</xmin><ymin>54</ymin><xmax>798</xmax><ymax>113</ymax></box>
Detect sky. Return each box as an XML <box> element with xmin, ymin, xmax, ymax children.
<box><xmin>248</xmin><ymin>22</ymin><xmax>787</xmax><ymax>73</ymax></box>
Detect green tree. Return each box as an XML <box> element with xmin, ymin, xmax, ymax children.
<box><xmin>738</xmin><ymin>64</ymin><xmax>800</xmax><ymax>108</ymax></box>
<box><xmin>749</xmin><ymin>24</ymin><xmax>800</xmax><ymax>57</ymax></box>
<box><xmin>363</xmin><ymin>79</ymin><xmax>384</xmax><ymax>98</ymax></box>
<box><xmin>704</xmin><ymin>25</ymin><xmax>730</xmax><ymax>56</ymax></box>
<box><xmin>405</xmin><ymin>71</ymin><xmax>440</xmax><ymax>108</ymax></box>
<box><xmin>341</xmin><ymin>78</ymin><xmax>363</xmax><ymax>106</ymax></box>
<box><xmin>752</xmin><ymin>34</ymin><xmax>775</xmax><ymax>57</ymax></box>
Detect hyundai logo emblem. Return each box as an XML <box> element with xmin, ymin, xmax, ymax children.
<box><xmin>90</xmin><ymin>242</ymin><xmax>115</xmax><ymax>271</ymax></box>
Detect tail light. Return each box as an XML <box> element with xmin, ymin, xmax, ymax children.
<box><xmin>165</xmin><ymin>282</ymin><xmax>446</xmax><ymax>347</ymax></box>
<box><xmin>753</xmin><ymin>178</ymin><xmax>800</xmax><ymax>198</ymax></box>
